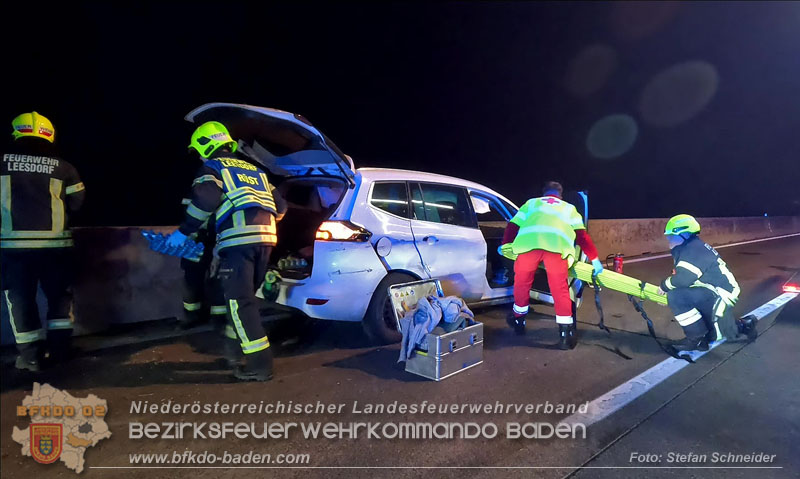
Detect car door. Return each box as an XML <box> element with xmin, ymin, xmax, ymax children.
<box><xmin>408</xmin><ymin>182</ymin><xmax>487</xmax><ymax>300</ymax></box>
<box><xmin>470</xmin><ymin>190</ymin><xmax>519</xmax><ymax>300</ymax></box>
<box><xmin>364</xmin><ymin>181</ymin><xmax>427</xmax><ymax>278</ymax></box>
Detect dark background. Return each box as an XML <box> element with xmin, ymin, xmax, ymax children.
<box><xmin>4</xmin><ymin>1</ymin><xmax>799</xmax><ymax>225</ymax></box>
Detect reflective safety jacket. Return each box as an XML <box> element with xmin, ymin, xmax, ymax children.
<box><xmin>1</xmin><ymin>145</ymin><xmax>85</xmax><ymax>249</ymax></box>
<box><xmin>179</xmin><ymin>154</ymin><xmax>287</xmax><ymax>251</ymax></box>
<box><xmin>660</xmin><ymin>235</ymin><xmax>741</xmax><ymax>307</ymax></box>
<box><xmin>508</xmin><ymin>196</ymin><xmax>588</xmax><ymax>264</ymax></box>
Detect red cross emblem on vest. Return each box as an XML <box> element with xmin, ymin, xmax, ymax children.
<box><xmin>542</xmin><ymin>197</ymin><xmax>559</xmax><ymax>204</ymax></box>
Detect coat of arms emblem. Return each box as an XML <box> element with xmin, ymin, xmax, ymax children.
<box><xmin>31</xmin><ymin>424</ymin><xmax>62</xmax><ymax>464</ymax></box>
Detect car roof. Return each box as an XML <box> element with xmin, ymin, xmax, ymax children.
<box><xmin>357</xmin><ymin>167</ymin><xmax>517</xmax><ymax>207</ymax></box>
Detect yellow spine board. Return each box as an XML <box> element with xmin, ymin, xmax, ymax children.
<box><xmin>570</xmin><ymin>262</ymin><xmax>669</xmax><ymax>306</ymax></box>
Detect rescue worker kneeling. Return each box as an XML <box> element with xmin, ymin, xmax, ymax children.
<box><xmin>657</xmin><ymin>214</ymin><xmax>741</xmax><ymax>352</ymax></box>
<box><xmin>167</xmin><ymin>121</ymin><xmax>286</xmax><ymax>381</ymax></box>
<box><xmin>500</xmin><ymin>181</ymin><xmax>603</xmax><ymax>350</ymax></box>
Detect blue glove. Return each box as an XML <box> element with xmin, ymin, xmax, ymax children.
<box><xmin>166</xmin><ymin>230</ymin><xmax>188</xmax><ymax>248</ymax></box>
<box><xmin>591</xmin><ymin>258</ymin><xmax>604</xmax><ymax>276</ymax></box>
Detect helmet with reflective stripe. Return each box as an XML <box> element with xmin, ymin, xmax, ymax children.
<box><xmin>12</xmin><ymin>111</ymin><xmax>55</xmax><ymax>143</ymax></box>
<box><xmin>189</xmin><ymin>121</ymin><xmax>238</xmax><ymax>159</ymax></box>
<box><xmin>664</xmin><ymin>214</ymin><xmax>701</xmax><ymax>235</ymax></box>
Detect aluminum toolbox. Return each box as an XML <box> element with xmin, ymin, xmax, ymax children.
<box><xmin>389</xmin><ymin>279</ymin><xmax>484</xmax><ymax>381</ymax></box>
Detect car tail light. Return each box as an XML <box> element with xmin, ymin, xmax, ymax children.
<box><xmin>306</xmin><ymin>298</ymin><xmax>329</xmax><ymax>305</ymax></box>
<box><xmin>783</xmin><ymin>284</ymin><xmax>800</xmax><ymax>293</ymax></box>
<box><xmin>315</xmin><ymin>221</ymin><xmax>371</xmax><ymax>242</ymax></box>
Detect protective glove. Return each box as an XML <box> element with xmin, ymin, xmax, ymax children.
<box><xmin>498</xmin><ymin>243</ymin><xmax>518</xmax><ymax>261</ymax></box>
<box><xmin>166</xmin><ymin>230</ymin><xmax>188</xmax><ymax>249</ymax></box>
<box><xmin>259</xmin><ymin>269</ymin><xmax>283</xmax><ymax>302</ymax></box>
<box><xmin>591</xmin><ymin>258</ymin><xmax>604</xmax><ymax>276</ymax></box>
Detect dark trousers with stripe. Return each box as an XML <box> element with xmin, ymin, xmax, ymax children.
<box><xmin>667</xmin><ymin>287</ymin><xmax>717</xmax><ymax>340</ymax></box>
<box><xmin>1</xmin><ymin>248</ymin><xmax>74</xmax><ymax>356</ymax></box>
<box><xmin>181</xmin><ymin>253</ymin><xmax>226</xmax><ymax>329</ymax></box>
<box><xmin>217</xmin><ymin>244</ymin><xmax>272</xmax><ymax>355</ymax></box>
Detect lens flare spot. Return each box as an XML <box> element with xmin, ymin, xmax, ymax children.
<box><xmin>587</xmin><ymin>114</ymin><xmax>639</xmax><ymax>160</ymax></box>
<box><xmin>639</xmin><ymin>61</ymin><xmax>719</xmax><ymax>127</ymax></box>
<box><xmin>565</xmin><ymin>44</ymin><xmax>618</xmax><ymax>98</ymax></box>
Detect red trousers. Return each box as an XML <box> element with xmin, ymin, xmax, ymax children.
<box><xmin>513</xmin><ymin>249</ymin><xmax>573</xmax><ymax>322</ymax></box>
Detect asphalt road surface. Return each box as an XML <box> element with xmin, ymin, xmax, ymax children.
<box><xmin>2</xmin><ymin>236</ymin><xmax>798</xmax><ymax>479</ymax></box>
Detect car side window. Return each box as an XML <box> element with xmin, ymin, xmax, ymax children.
<box><xmin>470</xmin><ymin>194</ymin><xmax>510</xmax><ymax>222</ymax></box>
<box><xmin>369</xmin><ymin>182</ymin><xmax>410</xmax><ymax>218</ymax></box>
<box><xmin>411</xmin><ymin>183</ymin><xmax>477</xmax><ymax>228</ymax></box>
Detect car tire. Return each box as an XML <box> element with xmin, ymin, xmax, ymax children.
<box><xmin>363</xmin><ymin>272</ymin><xmax>416</xmax><ymax>345</ymax></box>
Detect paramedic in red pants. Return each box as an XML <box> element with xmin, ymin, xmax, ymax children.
<box><xmin>500</xmin><ymin>181</ymin><xmax>603</xmax><ymax>349</ymax></box>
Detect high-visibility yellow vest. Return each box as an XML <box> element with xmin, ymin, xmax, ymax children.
<box><xmin>509</xmin><ymin>196</ymin><xmax>585</xmax><ymax>263</ymax></box>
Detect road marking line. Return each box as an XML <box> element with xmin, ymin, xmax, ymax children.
<box><xmin>563</xmin><ymin>291</ymin><xmax>798</xmax><ymax>428</ymax></box>
<box><xmin>624</xmin><ymin>232</ymin><xmax>800</xmax><ymax>264</ymax></box>
<box><xmin>741</xmin><ymin>292</ymin><xmax>798</xmax><ymax>320</ymax></box>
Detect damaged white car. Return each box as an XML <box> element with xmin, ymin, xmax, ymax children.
<box><xmin>185</xmin><ymin>103</ymin><xmax>588</xmax><ymax>343</ymax></box>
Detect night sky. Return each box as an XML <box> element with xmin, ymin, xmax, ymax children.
<box><xmin>4</xmin><ymin>1</ymin><xmax>800</xmax><ymax>226</ymax></box>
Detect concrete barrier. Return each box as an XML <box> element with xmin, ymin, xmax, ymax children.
<box><xmin>589</xmin><ymin>216</ymin><xmax>800</xmax><ymax>259</ymax></box>
<box><xmin>1</xmin><ymin>227</ymin><xmax>183</xmax><ymax>345</ymax></box>
<box><xmin>2</xmin><ymin>217</ymin><xmax>799</xmax><ymax>345</ymax></box>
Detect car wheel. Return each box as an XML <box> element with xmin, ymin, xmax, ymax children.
<box><xmin>363</xmin><ymin>272</ymin><xmax>416</xmax><ymax>345</ymax></box>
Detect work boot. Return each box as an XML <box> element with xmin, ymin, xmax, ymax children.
<box><xmin>558</xmin><ymin>324</ymin><xmax>577</xmax><ymax>350</ymax></box>
<box><xmin>506</xmin><ymin>313</ymin><xmax>526</xmax><ymax>336</ymax></box>
<box><xmin>233</xmin><ymin>349</ymin><xmax>274</xmax><ymax>382</ymax></box>
<box><xmin>672</xmin><ymin>336</ymin><xmax>709</xmax><ymax>352</ymax></box>
<box><xmin>737</xmin><ymin>318</ymin><xmax>758</xmax><ymax>342</ymax></box>
<box><xmin>15</xmin><ymin>343</ymin><xmax>44</xmax><ymax>372</ymax></box>
<box><xmin>223</xmin><ymin>337</ymin><xmax>242</xmax><ymax>369</ymax></box>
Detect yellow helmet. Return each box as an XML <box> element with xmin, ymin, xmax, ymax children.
<box><xmin>12</xmin><ymin>111</ymin><xmax>55</xmax><ymax>143</ymax></box>
<box><xmin>664</xmin><ymin>214</ymin><xmax>701</xmax><ymax>235</ymax></box>
<box><xmin>188</xmin><ymin>121</ymin><xmax>238</xmax><ymax>159</ymax></box>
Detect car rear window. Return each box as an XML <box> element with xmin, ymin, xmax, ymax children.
<box><xmin>370</xmin><ymin>182</ymin><xmax>409</xmax><ymax>218</ymax></box>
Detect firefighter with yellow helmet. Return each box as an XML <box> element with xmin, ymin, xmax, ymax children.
<box><xmin>166</xmin><ymin>121</ymin><xmax>286</xmax><ymax>381</ymax></box>
<box><xmin>657</xmin><ymin>214</ymin><xmax>743</xmax><ymax>351</ymax></box>
<box><xmin>1</xmin><ymin>112</ymin><xmax>86</xmax><ymax>371</ymax></box>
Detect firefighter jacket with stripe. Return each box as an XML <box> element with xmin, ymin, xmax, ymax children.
<box><xmin>1</xmin><ymin>142</ymin><xmax>85</xmax><ymax>249</ymax></box>
<box><xmin>508</xmin><ymin>196</ymin><xmax>589</xmax><ymax>265</ymax></box>
<box><xmin>660</xmin><ymin>235</ymin><xmax>741</xmax><ymax>307</ymax></box>
<box><xmin>180</xmin><ymin>193</ymin><xmax>216</xmax><ymax>263</ymax></box>
<box><xmin>179</xmin><ymin>153</ymin><xmax>287</xmax><ymax>251</ymax></box>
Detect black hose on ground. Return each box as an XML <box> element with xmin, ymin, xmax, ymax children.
<box><xmin>628</xmin><ymin>281</ymin><xmax>694</xmax><ymax>363</ymax></box>
<box><xmin>588</xmin><ymin>274</ymin><xmax>632</xmax><ymax>360</ymax></box>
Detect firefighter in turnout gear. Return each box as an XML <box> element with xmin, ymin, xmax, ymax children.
<box><xmin>166</xmin><ymin>121</ymin><xmax>286</xmax><ymax>381</ymax></box>
<box><xmin>657</xmin><ymin>214</ymin><xmax>741</xmax><ymax>351</ymax></box>
<box><xmin>178</xmin><ymin>210</ymin><xmax>226</xmax><ymax>331</ymax></box>
<box><xmin>1</xmin><ymin>112</ymin><xmax>85</xmax><ymax>371</ymax></box>
<box><xmin>176</xmin><ymin>203</ymin><xmax>241</xmax><ymax>363</ymax></box>
<box><xmin>500</xmin><ymin>181</ymin><xmax>603</xmax><ymax>349</ymax></box>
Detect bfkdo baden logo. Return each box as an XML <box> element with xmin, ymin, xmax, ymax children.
<box><xmin>31</xmin><ymin>423</ymin><xmax>63</xmax><ymax>464</ymax></box>
<box><xmin>12</xmin><ymin>383</ymin><xmax>111</xmax><ymax>473</ymax></box>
